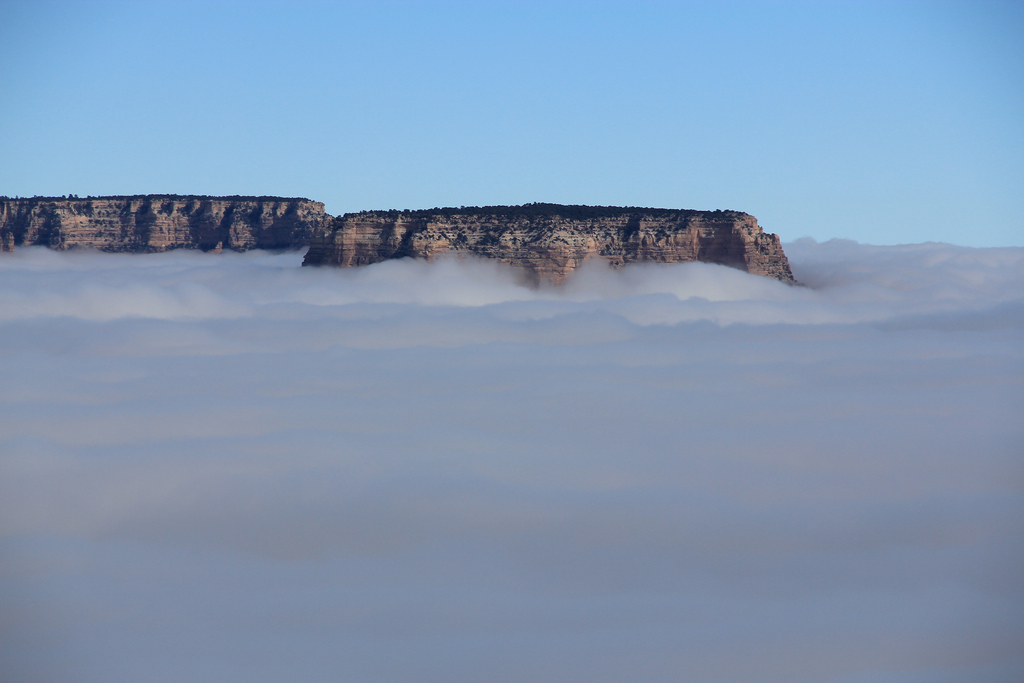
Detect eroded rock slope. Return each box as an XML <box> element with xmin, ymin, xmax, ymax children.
<box><xmin>303</xmin><ymin>204</ymin><xmax>795</xmax><ymax>284</ymax></box>
<box><xmin>0</xmin><ymin>196</ymin><xmax>327</xmax><ymax>253</ymax></box>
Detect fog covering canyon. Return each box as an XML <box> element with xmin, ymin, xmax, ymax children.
<box><xmin>1</xmin><ymin>241</ymin><xmax>1022</xmax><ymax>683</ymax></box>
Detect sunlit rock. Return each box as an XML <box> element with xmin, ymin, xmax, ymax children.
<box><xmin>0</xmin><ymin>195</ymin><xmax>327</xmax><ymax>252</ymax></box>
<box><xmin>303</xmin><ymin>203</ymin><xmax>796</xmax><ymax>284</ymax></box>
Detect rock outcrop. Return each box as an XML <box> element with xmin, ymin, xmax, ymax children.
<box><xmin>303</xmin><ymin>204</ymin><xmax>796</xmax><ymax>284</ymax></box>
<box><xmin>0</xmin><ymin>195</ymin><xmax>327</xmax><ymax>253</ymax></box>
<box><xmin>2</xmin><ymin>198</ymin><xmax>797</xmax><ymax>285</ymax></box>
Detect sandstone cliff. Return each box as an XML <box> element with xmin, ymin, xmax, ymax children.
<box><xmin>303</xmin><ymin>204</ymin><xmax>796</xmax><ymax>284</ymax></box>
<box><xmin>0</xmin><ymin>195</ymin><xmax>327</xmax><ymax>253</ymax></box>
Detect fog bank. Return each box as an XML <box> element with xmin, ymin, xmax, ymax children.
<box><xmin>1</xmin><ymin>242</ymin><xmax>1022</xmax><ymax>683</ymax></box>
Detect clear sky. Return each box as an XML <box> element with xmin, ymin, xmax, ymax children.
<box><xmin>1</xmin><ymin>0</ymin><xmax>1022</xmax><ymax>246</ymax></box>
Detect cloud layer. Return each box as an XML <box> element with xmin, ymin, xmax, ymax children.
<box><xmin>1</xmin><ymin>244</ymin><xmax>1022</xmax><ymax>683</ymax></box>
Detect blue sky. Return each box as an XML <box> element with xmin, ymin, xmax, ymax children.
<box><xmin>1</xmin><ymin>0</ymin><xmax>1022</xmax><ymax>245</ymax></box>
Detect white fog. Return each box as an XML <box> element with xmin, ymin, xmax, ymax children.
<box><xmin>1</xmin><ymin>242</ymin><xmax>1022</xmax><ymax>682</ymax></box>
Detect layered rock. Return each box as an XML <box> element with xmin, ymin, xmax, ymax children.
<box><xmin>303</xmin><ymin>204</ymin><xmax>796</xmax><ymax>284</ymax></box>
<box><xmin>0</xmin><ymin>195</ymin><xmax>327</xmax><ymax>253</ymax></box>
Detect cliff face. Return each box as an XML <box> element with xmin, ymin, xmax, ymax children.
<box><xmin>303</xmin><ymin>204</ymin><xmax>796</xmax><ymax>284</ymax></box>
<box><xmin>2</xmin><ymin>199</ymin><xmax>796</xmax><ymax>285</ymax></box>
<box><xmin>0</xmin><ymin>196</ymin><xmax>327</xmax><ymax>253</ymax></box>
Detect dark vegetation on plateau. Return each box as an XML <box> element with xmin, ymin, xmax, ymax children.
<box><xmin>0</xmin><ymin>194</ymin><xmax>314</xmax><ymax>203</ymax></box>
<box><xmin>347</xmin><ymin>203</ymin><xmax>744</xmax><ymax>221</ymax></box>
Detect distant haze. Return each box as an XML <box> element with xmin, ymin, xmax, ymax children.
<box><xmin>1</xmin><ymin>243</ymin><xmax>1022</xmax><ymax>682</ymax></box>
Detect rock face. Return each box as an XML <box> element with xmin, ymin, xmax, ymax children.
<box><xmin>0</xmin><ymin>196</ymin><xmax>327</xmax><ymax>253</ymax></box>
<box><xmin>303</xmin><ymin>204</ymin><xmax>796</xmax><ymax>284</ymax></box>
<box><xmin>2</xmin><ymin>199</ymin><xmax>797</xmax><ymax>285</ymax></box>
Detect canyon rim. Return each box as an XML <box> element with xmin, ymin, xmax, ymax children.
<box><xmin>1</xmin><ymin>197</ymin><xmax>795</xmax><ymax>284</ymax></box>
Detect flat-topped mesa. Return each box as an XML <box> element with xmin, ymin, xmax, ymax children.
<box><xmin>303</xmin><ymin>203</ymin><xmax>796</xmax><ymax>284</ymax></box>
<box><xmin>0</xmin><ymin>195</ymin><xmax>327</xmax><ymax>253</ymax></box>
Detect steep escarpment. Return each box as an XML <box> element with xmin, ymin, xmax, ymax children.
<box><xmin>0</xmin><ymin>195</ymin><xmax>327</xmax><ymax>253</ymax></box>
<box><xmin>303</xmin><ymin>204</ymin><xmax>795</xmax><ymax>284</ymax></box>
<box><xmin>2</xmin><ymin>198</ymin><xmax>797</xmax><ymax>285</ymax></box>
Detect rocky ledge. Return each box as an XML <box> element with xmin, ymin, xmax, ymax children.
<box><xmin>303</xmin><ymin>203</ymin><xmax>796</xmax><ymax>284</ymax></box>
<box><xmin>0</xmin><ymin>195</ymin><xmax>327</xmax><ymax>253</ymax></box>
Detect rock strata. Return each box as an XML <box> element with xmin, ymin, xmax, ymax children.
<box><xmin>0</xmin><ymin>195</ymin><xmax>327</xmax><ymax>253</ymax></box>
<box><xmin>303</xmin><ymin>204</ymin><xmax>796</xmax><ymax>284</ymax></box>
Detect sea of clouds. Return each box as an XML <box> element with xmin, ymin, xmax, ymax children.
<box><xmin>1</xmin><ymin>242</ymin><xmax>1022</xmax><ymax>683</ymax></box>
